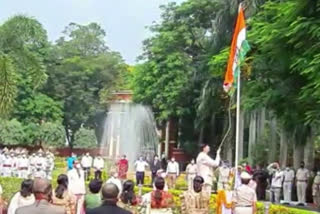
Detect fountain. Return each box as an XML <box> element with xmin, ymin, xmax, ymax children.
<box><xmin>100</xmin><ymin>96</ymin><xmax>159</xmax><ymax>168</ymax></box>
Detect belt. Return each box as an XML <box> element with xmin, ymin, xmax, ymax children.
<box><xmin>168</xmin><ymin>172</ymin><xmax>177</xmax><ymax>174</ymax></box>
<box><xmin>37</xmin><ymin>164</ymin><xmax>42</xmax><ymax>166</ymax></box>
<box><xmin>19</xmin><ymin>167</ymin><xmax>28</xmax><ymax>170</ymax></box>
<box><xmin>297</xmin><ymin>180</ymin><xmax>307</xmax><ymax>182</ymax></box>
<box><xmin>3</xmin><ymin>165</ymin><xmax>11</xmax><ymax>167</ymax></box>
<box><xmin>236</xmin><ymin>205</ymin><xmax>252</xmax><ymax>208</ymax></box>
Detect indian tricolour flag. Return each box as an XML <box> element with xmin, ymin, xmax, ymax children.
<box><xmin>223</xmin><ymin>4</ymin><xmax>250</xmax><ymax>92</ymax></box>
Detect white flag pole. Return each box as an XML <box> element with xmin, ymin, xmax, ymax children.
<box><xmin>234</xmin><ymin>67</ymin><xmax>241</xmax><ymax>188</ymax></box>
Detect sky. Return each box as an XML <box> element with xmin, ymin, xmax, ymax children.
<box><xmin>0</xmin><ymin>0</ymin><xmax>185</xmax><ymax>64</ymax></box>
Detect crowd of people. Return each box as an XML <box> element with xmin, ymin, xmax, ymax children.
<box><xmin>0</xmin><ymin>145</ymin><xmax>319</xmax><ymax>214</ymax></box>
<box><xmin>0</xmin><ymin>148</ymin><xmax>54</xmax><ymax>180</ymax></box>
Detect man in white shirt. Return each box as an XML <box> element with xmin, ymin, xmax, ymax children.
<box><xmin>81</xmin><ymin>152</ymin><xmax>92</xmax><ymax>180</ymax></box>
<box><xmin>106</xmin><ymin>170</ymin><xmax>122</xmax><ymax>195</ymax></box>
<box><xmin>134</xmin><ymin>156</ymin><xmax>149</xmax><ymax>186</ymax></box>
<box><xmin>166</xmin><ymin>157</ymin><xmax>179</xmax><ymax>189</ymax></box>
<box><xmin>267</xmin><ymin>162</ymin><xmax>284</xmax><ymax>203</ymax></box>
<box><xmin>283</xmin><ymin>166</ymin><xmax>295</xmax><ymax>203</ymax></box>
<box><xmin>3</xmin><ymin>152</ymin><xmax>13</xmax><ymax>177</ymax></box>
<box><xmin>68</xmin><ymin>160</ymin><xmax>86</xmax><ymax>214</ymax></box>
<box><xmin>186</xmin><ymin>159</ymin><xmax>197</xmax><ymax>191</ymax></box>
<box><xmin>196</xmin><ymin>144</ymin><xmax>221</xmax><ymax>193</ymax></box>
<box><xmin>296</xmin><ymin>161</ymin><xmax>309</xmax><ymax>205</ymax></box>
<box><xmin>18</xmin><ymin>153</ymin><xmax>29</xmax><ymax>179</ymax></box>
<box><xmin>93</xmin><ymin>156</ymin><xmax>104</xmax><ymax>180</ymax></box>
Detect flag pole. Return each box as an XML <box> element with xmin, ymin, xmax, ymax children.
<box><xmin>234</xmin><ymin>67</ymin><xmax>241</xmax><ymax>187</ymax></box>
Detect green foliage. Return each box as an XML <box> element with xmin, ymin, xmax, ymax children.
<box><xmin>0</xmin><ymin>119</ymin><xmax>25</xmax><ymax>145</ymax></box>
<box><xmin>73</xmin><ymin>127</ymin><xmax>97</xmax><ymax>148</ymax></box>
<box><xmin>0</xmin><ymin>15</ymin><xmax>49</xmax><ymax>116</ymax></box>
<box><xmin>44</xmin><ymin>23</ymin><xmax>126</xmax><ymax>142</ymax></box>
<box><xmin>37</xmin><ymin>122</ymin><xmax>66</xmax><ymax>147</ymax></box>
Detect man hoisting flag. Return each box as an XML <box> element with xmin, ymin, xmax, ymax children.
<box><xmin>223</xmin><ymin>3</ymin><xmax>250</xmax><ymax>93</ymax></box>
<box><xmin>217</xmin><ymin>3</ymin><xmax>252</xmax><ymax>214</ymax></box>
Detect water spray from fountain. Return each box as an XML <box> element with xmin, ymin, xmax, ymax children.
<box><xmin>100</xmin><ymin>101</ymin><xmax>159</xmax><ymax>168</ymax></box>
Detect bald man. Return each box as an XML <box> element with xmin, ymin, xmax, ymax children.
<box><xmin>16</xmin><ymin>178</ymin><xmax>65</xmax><ymax>214</ymax></box>
<box><xmin>87</xmin><ymin>183</ymin><xmax>131</xmax><ymax>214</ymax></box>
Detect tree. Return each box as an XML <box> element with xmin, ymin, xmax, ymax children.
<box><xmin>44</xmin><ymin>23</ymin><xmax>127</xmax><ymax>144</ymax></box>
<box><xmin>0</xmin><ymin>119</ymin><xmax>25</xmax><ymax>145</ymax></box>
<box><xmin>0</xmin><ymin>15</ymin><xmax>49</xmax><ymax>116</ymax></box>
<box><xmin>73</xmin><ymin>127</ymin><xmax>97</xmax><ymax>148</ymax></box>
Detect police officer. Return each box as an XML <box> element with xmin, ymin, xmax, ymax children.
<box><xmin>185</xmin><ymin>159</ymin><xmax>197</xmax><ymax>191</ymax></box>
<box><xmin>312</xmin><ymin>171</ymin><xmax>320</xmax><ymax>208</ymax></box>
<box><xmin>217</xmin><ymin>161</ymin><xmax>232</xmax><ymax>190</ymax></box>
<box><xmin>296</xmin><ymin>161</ymin><xmax>309</xmax><ymax>205</ymax></box>
<box><xmin>18</xmin><ymin>152</ymin><xmax>29</xmax><ymax>179</ymax></box>
<box><xmin>282</xmin><ymin>166</ymin><xmax>295</xmax><ymax>203</ymax></box>
<box><xmin>232</xmin><ymin>171</ymin><xmax>257</xmax><ymax>214</ymax></box>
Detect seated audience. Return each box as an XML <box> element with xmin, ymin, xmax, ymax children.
<box><xmin>87</xmin><ymin>183</ymin><xmax>132</xmax><ymax>214</ymax></box>
<box><xmin>15</xmin><ymin>178</ymin><xmax>65</xmax><ymax>214</ymax></box>
<box><xmin>52</xmin><ymin>174</ymin><xmax>76</xmax><ymax>214</ymax></box>
<box><xmin>85</xmin><ymin>179</ymin><xmax>103</xmax><ymax>210</ymax></box>
<box><xmin>8</xmin><ymin>179</ymin><xmax>35</xmax><ymax>214</ymax></box>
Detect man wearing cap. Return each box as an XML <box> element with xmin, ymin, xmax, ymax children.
<box><xmin>29</xmin><ymin>153</ymin><xmax>37</xmax><ymax>178</ymax></box>
<box><xmin>196</xmin><ymin>144</ymin><xmax>221</xmax><ymax>193</ymax></box>
<box><xmin>18</xmin><ymin>153</ymin><xmax>30</xmax><ymax>179</ymax></box>
<box><xmin>296</xmin><ymin>161</ymin><xmax>309</xmax><ymax>205</ymax></box>
<box><xmin>217</xmin><ymin>161</ymin><xmax>232</xmax><ymax>191</ymax></box>
<box><xmin>312</xmin><ymin>171</ymin><xmax>320</xmax><ymax>208</ymax></box>
<box><xmin>282</xmin><ymin>166</ymin><xmax>295</xmax><ymax>203</ymax></box>
<box><xmin>185</xmin><ymin>159</ymin><xmax>197</xmax><ymax>191</ymax></box>
<box><xmin>3</xmin><ymin>152</ymin><xmax>12</xmax><ymax>177</ymax></box>
<box><xmin>232</xmin><ymin>171</ymin><xmax>257</xmax><ymax>214</ymax></box>
<box><xmin>267</xmin><ymin>162</ymin><xmax>284</xmax><ymax>203</ymax></box>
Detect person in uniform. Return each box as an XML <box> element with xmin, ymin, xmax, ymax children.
<box><xmin>232</xmin><ymin>171</ymin><xmax>257</xmax><ymax>214</ymax></box>
<box><xmin>93</xmin><ymin>156</ymin><xmax>104</xmax><ymax>180</ymax></box>
<box><xmin>35</xmin><ymin>152</ymin><xmax>46</xmax><ymax>177</ymax></box>
<box><xmin>196</xmin><ymin>144</ymin><xmax>221</xmax><ymax>193</ymax></box>
<box><xmin>29</xmin><ymin>153</ymin><xmax>37</xmax><ymax>178</ymax></box>
<box><xmin>186</xmin><ymin>159</ymin><xmax>197</xmax><ymax>191</ymax></box>
<box><xmin>11</xmin><ymin>151</ymin><xmax>19</xmax><ymax>177</ymax></box>
<box><xmin>18</xmin><ymin>153</ymin><xmax>29</xmax><ymax>179</ymax></box>
<box><xmin>45</xmin><ymin>152</ymin><xmax>54</xmax><ymax>180</ymax></box>
<box><xmin>282</xmin><ymin>166</ymin><xmax>295</xmax><ymax>203</ymax></box>
<box><xmin>217</xmin><ymin>161</ymin><xmax>232</xmax><ymax>191</ymax></box>
<box><xmin>267</xmin><ymin>162</ymin><xmax>284</xmax><ymax>203</ymax></box>
<box><xmin>166</xmin><ymin>157</ymin><xmax>179</xmax><ymax>189</ymax></box>
<box><xmin>180</xmin><ymin>176</ymin><xmax>210</xmax><ymax>214</ymax></box>
<box><xmin>296</xmin><ymin>161</ymin><xmax>309</xmax><ymax>205</ymax></box>
<box><xmin>312</xmin><ymin>171</ymin><xmax>320</xmax><ymax>208</ymax></box>
<box><xmin>3</xmin><ymin>151</ymin><xmax>12</xmax><ymax>177</ymax></box>
<box><xmin>81</xmin><ymin>152</ymin><xmax>92</xmax><ymax>180</ymax></box>
<box><xmin>117</xmin><ymin>155</ymin><xmax>129</xmax><ymax>180</ymax></box>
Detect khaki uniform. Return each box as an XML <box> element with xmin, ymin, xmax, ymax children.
<box><xmin>196</xmin><ymin>152</ymin><xmax>220</xmax><ymax>193</ymax></box>
<box><xmin>186</xmin><ymin>163</ymin><xmax>197</xmax><ymax>191</ymax></box>
<box><xmin>232</xmin><ymin>184</ymin><xmax>257</xmax><ymax>214</ymax></box>
<box><xmin>218</xmin><ymin>166</ymin><xmax>231</xmax><ymax>190</ymax></box>
<box><xmin>312</xmin><ymin>175</ymin><xmax>320</xmax><ymax>208</ymax></box>
<box><xmin>180</xmin><ymin>190</ymin><xmax>210</xmax><ymax>214</ymax></box>
<box><xmin>296</xmin><ymin>168</ymin><xmax>309</xmax><ymax>204</ymax></box>
<box><xmin>283</xmin><ymin>169</ymin><xmax>295</xmax><ymax>202</ymax></box>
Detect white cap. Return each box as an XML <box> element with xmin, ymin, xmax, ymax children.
<box><xmin>240</xmin><ymin>171</ymin><xmax>252</xmax><ymax>180</ymax></box>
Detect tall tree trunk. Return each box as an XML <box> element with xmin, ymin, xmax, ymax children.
<box><xmin>268</xmin><ymin>118</ymin><xmax>278</xmax><ymax>163</ymax></box>
<box><xmin>279</xmin><ymin>128</ymin><xmax>288</xmax><ymax>168</ymax></box>
<box><xmin>248</xmin><ymin>110</ymin><xmax>257</xmax><ymax>164</ymax></box>
<box><xmin>304</xmin><ymin>127</ymin><xmax>314</xmax><ymax>170</ymax></box>
<box><xmin>238</xmin><ymin>110</ymin><xmax>244</xmax><ymax>161</ymax></box>
<box><xmin>198</xmin><ymin>126</ymin><xmax>204</xmax><ymax>146</ymax></box>
<box><xmin>293</xmin><ymin>143</ymin><xmax>304</xmax><ymax>169</ymax></box>
<box><xmin>165</xmin><ymin>120</ymin><xmax>170</xmax><ymax>158</ymax></box>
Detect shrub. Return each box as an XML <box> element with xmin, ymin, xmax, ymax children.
<box><xmin>0</xmin><ymin>119</ymin><xmax>25</xmax><ymax>145</ymax></box>
<box><xmin>73</xmin><ymin>127</ymin><xmax>97</xmax><ymax>148</ymax></box>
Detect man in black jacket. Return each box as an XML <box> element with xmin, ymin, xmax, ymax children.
<box><xmin>150</xmin><ymin>155</ymin><xmax>161</xmax><ymax>184</ymax></box>
<box><xmin>87</xmin><ymin>183</ymin><xmax>131</xmax><ymax>214</ymax></box>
